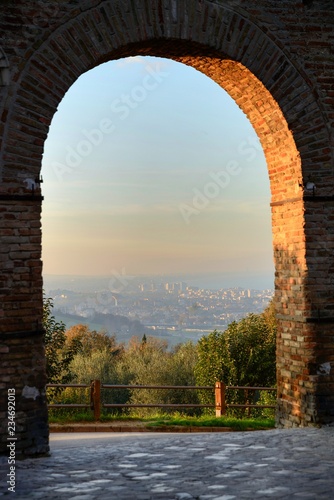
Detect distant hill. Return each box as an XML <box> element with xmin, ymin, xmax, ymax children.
<box><xmin>52</xmin><ymin>310</ymin><xmax>198</xmax><ymax>348</ymax></box>
<box><xmin>53</xmin><ymin>310</ymin><xmax>151</xmax><ymax>343</ymax></box>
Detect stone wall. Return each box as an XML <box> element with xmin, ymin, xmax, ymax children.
<box><xmin>0</xmin><ymin>0</ymin><xmax>334</xmax><ymax>455</ymax></box>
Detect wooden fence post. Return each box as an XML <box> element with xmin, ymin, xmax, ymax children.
<box><xmin>91</xmin><ymin>379</ymin><xmax>101</xmax><ymax>420</ymax></box>
<box><xmin>215</xmin><ymin>381</ymin><xmax>226</xmax><ymax>417</ymax></box>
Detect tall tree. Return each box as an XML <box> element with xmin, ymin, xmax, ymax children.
<box><xmin>195</xmin><ymin>302</ymin><xmax>277</xmax><ymax>412</ymax></box>
<box><xmin>65</xmin><ymin>324</ymin><xmax>122</xmax><ymax>357</ymax></box>
<box><xmin>43</xmin><ymin>296</ymin><xmax>81</xmax><ymax>387</ymax></box>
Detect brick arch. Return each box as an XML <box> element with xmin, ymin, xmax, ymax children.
<box><xmin>1</xmin><ymin>0</ymin><xmax>334</xmax><ymax>456</ymax></box>
<box><xmin>1</xmin><ymin>2</ymin><xmax>331</xmax><ymax>187</ymax></box>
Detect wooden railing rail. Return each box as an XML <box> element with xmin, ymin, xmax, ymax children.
<box><xmin>102</xmin><ymin>384</ymin><xmax>213</xmax><ymax>389</ymax></box>
<box><xmin>47</xmin><ymin>381</ymin><xmax>276</xmax><ymax>420</ymax></box>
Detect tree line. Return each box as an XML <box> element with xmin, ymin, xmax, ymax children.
<box><xmin>44</xmin><ymin>297</ymin><xmax>277</xmax><ymax>417</ymax></box>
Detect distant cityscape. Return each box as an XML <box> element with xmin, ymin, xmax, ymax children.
<box><xmin>45</xmin><ymin>274</ymin><xmax>274</xmax><ymax>347</ymax></box>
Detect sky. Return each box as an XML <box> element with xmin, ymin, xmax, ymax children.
<box><xmin>41</xmin><ymin>56</ymin><xmax>274</xmax><ymax>289</ymax></box>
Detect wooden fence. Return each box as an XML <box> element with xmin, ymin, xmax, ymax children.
<box><xmin>47</xmin><ymin>381</ymin><xmax>276</xmax><ymax>419</ymax></box>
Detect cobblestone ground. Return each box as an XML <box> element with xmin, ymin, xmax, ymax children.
<box><xmin>1</xmin><ymin>428</ymin><xmax>334</xmax><ymax>499</ymax></box>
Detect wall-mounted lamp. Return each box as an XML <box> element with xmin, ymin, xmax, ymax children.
<box><xmin>304</xmin><ymin>181</ymin><xmax>316</xmax><ymax>196</ymax></box>
<box><xmin>24</xmin><ymin>176</ymin><xmax>43</xmax><ymax>194</ymax></box>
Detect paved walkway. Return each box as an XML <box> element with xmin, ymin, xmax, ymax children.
<box><xmin>1</xmin><ymin>427</ymin><xmax>334</xmax><ymax>499</ymax></box>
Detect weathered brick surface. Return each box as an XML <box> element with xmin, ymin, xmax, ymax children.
<box><xmin>0</xmin><ymin>335</ymin><xmax>49</xmax><ymax>456</ymax></box>
<box><xmin>0</xmin><ymin>0</ymin><xmax>334</xmax><ymax>454</ymax></box>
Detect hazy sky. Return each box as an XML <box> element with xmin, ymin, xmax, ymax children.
<box><xmin>41</xmin><ymin>56</ymin><xmax>274</xmax><ymax>287</ymax></box>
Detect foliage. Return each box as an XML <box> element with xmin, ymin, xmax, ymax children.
<box><xmin>65</xmin><ymin>324</ymin><xmax>123</xmax><ymax>357</ymax></box>
<box><xmin>70</xmin><ymin>348</ymin><xmax>131</xmax><ymax>409</ymax></box>
<box><xmin>93</xmin><ymin>336</ymin><xmax>200</xmax><ymax>416</ymax></box>
<box><xmin>116</xmin><ymin>336</ymin><xmax>173</xmax><ymax>416</ymax></box>
<box><xmin>225</xmin><ymin>313</ymin><xmax>276</xmax><ymax>387</ymax></box>
<box><xmin>43</xmin><ymin>296</ymin><xmax>82</xmax><ymax>391</ymax></box>
<box><xmin>47</xmin><ymin>300</ymin><xmax>277</xmax><ymax>419</ymax></box>
<box><xmin>194</xmin><ymin>329</ymin><xmax>232</xmax><ymax>407</ymax></box>
<box><xmin>65</xmin><ymin>326</ymin><xmax>129</xmax><ymax>410</ymax></box>
<box><xmin>195</xmin><ymin>302</ymin><xmax>277</xmax><ymax>415</ymax></box>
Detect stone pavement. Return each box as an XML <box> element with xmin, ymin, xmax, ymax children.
<box><xmin>1</xmin><ymin>427</ymin><xmax>334</xmax><ymax>499</ymax></box>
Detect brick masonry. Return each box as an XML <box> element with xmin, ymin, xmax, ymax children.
<box><xmin>0</xmin><ymin>0</ymin><xmax>334</xmax><ymax>455</ymax></box>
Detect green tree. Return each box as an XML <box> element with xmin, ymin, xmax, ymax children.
<box><xmin>43</xmin><ymin>296</ymin><xmax>81</xmax><ymax>390</ymax></box>
<box><xmin>195</xmin><ymin>302</ymin><xmax>277</xmax><ymax>415</ymax></box>
<box><xmin>68</xmin><ymin>347</ymin><xmax>130</xmax><ymax>410</ymax></box>
<box><xmin>194</xmin><ymin>329</ymin><xmax>233</xmax><ymax>406</ymax></box>
<box><xmin>116</xmin><ymin>336</ymin><xmax>200</xmax><ymax>416</ymax></box>
<box><xmin>166</xmin><ymin>341</ymin><xmax>201</xmax><ymax>414</ymax></box>
<box><xmin>65</xmin><ymin>324</ymin><xmax>127</xmax><ymax>411</ymax></box>
<box><xmin>225</xmin><ymin>313</ymin><xmax>276</xmax><ymax>388</ymax></box>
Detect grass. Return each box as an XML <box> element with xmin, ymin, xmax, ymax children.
<box><xmin>48</xmin><ymin>411</ymin><xmax>161</xmax><ymax>424</ymax></box>
<box><xmin>147</xmin><ymin>415</ymin><xmax>275</xmax><ymax>430</ymax></box>
<box><xmin>48</xmin><ymin>410</ymin><xmax>275</xmax><ymax>431</ymax></box>
<box><xmin>48</xmin><ymin>411</ymin><xmax>96</xmax><ymax>424</ymax></box>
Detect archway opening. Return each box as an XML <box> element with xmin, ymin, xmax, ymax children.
<box><xmin>37</xmin><ymin>42</ymin><xmax>303</xmax><ymax>424</ymax></box>
<box><xmin>41</xmin><ymin>55</ymin><xmax>274</xmax><ymax>348</ymax></box>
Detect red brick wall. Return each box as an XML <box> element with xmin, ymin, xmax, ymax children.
<box><xmin>0</xmin><ymin>0</ymin><xmax>334</xmax><ymax>454</ymax></box>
